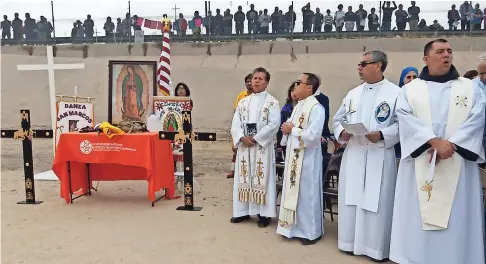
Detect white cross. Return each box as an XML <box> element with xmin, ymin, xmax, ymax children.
<box><xmin>17</xmin><ymin>45</ymin><xmax>85</xmax><ymax>153</ymax></box>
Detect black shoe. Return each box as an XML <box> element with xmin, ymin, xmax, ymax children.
<box><xmin>369</xmin><ymin>257</ymin><xmax>389</xmax><ymax>263</ymax></box>
<box><xmin>299</xmin><ymin>236</ymin><xmax>322</xmax><ymax>245</ymax></box>
<box><xmin>257</xmin><ymin>216</ymin><xmax>270</xmax><ymax>228</ymax></box>
<box><xmin>230</xmin><ymin>215</ymin><xmax>250</xmax><ymax>223</ymax></box>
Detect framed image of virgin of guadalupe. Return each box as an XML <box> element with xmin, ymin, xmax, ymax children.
<box><xmin>108</xmin><ymin>60</ymin><xmax>157</xmax><ymax>124</ymax></box>
<box><xmin>153</xmin><ymin>96</ymin><xmax>192</xmax><ymax>132</ymax></box>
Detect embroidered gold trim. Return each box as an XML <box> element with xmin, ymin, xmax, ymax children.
<box><xmin>421</xmin><ymin>180</ymin><xmax>433</xmax><ymax>202</ymax></box>
<box><xmin>455</xmin><ymin>96</ymin><xmax>468</xmax><ymax>107</ymax></box>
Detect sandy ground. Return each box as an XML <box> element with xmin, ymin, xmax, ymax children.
<box><xmin>1</xmin><ymin>138</ymin><xmax>393</xmax><ymax>264</ymax></box>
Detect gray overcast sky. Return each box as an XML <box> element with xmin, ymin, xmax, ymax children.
<box><xmin>1</xmin><ymin>0</ymin><xmax>485</xmax><ymax>37</ymax></box>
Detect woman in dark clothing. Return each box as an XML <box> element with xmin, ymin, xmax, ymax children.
<box><xmin>276</xmin><ymin>82</ymin><xmax>298</xmax><ymax>161</ymax></box>
<box><xmin>174</xmin><ymin>82</ymin><xmax>194</xmax><ymax>107</ymax></box>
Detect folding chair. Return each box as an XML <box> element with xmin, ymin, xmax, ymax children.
<box><xmin>323</xmin><ymin>152</ymin><xmax>343</xmax><ymax>222</ymax></box>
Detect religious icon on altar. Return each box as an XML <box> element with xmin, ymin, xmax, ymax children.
<box><xmin>69</xmin><ymin>120</ymin><xmax>80</xmax><ymax>132</ymax></box>
<box><xmin>108</xmin><ymin>60</ymin><xmax>157</xmax><ymax>124</ymax></box>
<box><xmin>153</xmin><ymin>96</ymin><xmax>192</xmax><ymax>132</ymax></box>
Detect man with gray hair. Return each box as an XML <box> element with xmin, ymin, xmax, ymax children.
<box><xmin>332</xmin><ymin>50</ymin><xmax>401</xmax><ymax>260</ymax></box>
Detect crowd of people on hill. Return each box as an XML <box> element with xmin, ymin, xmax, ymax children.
<box><xmin>1</xmin><ymin>1</ymin><xmax>485</xmax><ymax>42</ymax></box>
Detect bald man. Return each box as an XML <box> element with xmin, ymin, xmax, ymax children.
<box><xmin>475</xmin><ymin>53</ymin><xmax>486</xmax><ymax>91</ymax></box>
<box><xmin>476</xmin><ymin>53</ymin><xmax>486</xmax><ymax>169</ymax></box>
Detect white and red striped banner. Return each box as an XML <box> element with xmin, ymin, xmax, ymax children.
<box><xmin>157</xmin><ymin>32</ymin><xmax>171</xmax><ymax>96</ymax></box>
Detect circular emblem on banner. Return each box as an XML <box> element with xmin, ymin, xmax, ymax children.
<box><xmin>375</xmin><ymin>102</ymin><xmax>391</xmax><ymax>124</ymax></box>
<box><xmin>80</xmin><ymin>140</ymin><xmax>93</xmax><ymax>154</ymax></box>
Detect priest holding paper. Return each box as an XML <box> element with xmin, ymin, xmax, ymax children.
<box><xmin>333</xmin><ymin>50</ymin><xmax>401</xmax><ymax>260</ymax></box>
<box><xmin>230</xmin><ymin>67</ymin><xmax>280</xmax><ymax>228</ymax></box>
<box><xmin>277</xmin><ymin>73</ymin><xmax>326</xmax><ymax>245</ymax></box>
<box><xmin>389</xmin><ymin>39</ymin><xmax>486</xmax><ymax>264</ymax></box>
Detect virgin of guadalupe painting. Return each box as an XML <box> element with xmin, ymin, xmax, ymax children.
<box><xmin>108</xmin><ymin>60</ymin><xmax>157</xmax><ymax>124</ymax></box>
<box><xmin>153</xmin><ymin>96</ymin><xmax>192</xmax><ymax>132</ymax></box>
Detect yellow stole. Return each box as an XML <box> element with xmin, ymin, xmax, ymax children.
<box><xmin>406</xmin><ymin>77</ymin><xmax>473</xmax><ymax>230</ymax></box>
<box><xmin>279</xmin><ymin>96</ymin><xmax>319</xmax><ymax>229</ymax></box>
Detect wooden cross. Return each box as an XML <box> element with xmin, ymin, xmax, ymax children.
<box><xmin>0</xmin><ymin>110</ymin><xmax>54</xmax><ymax>205</ymax></box>
<box><xmin>17</xmin><ymin>45</ymin><xmax>85</xmax><ymax>154</ymax></box>
<box><xmin>159</xmin><ymin>110</ymin><xmax>216</xmax><ymax>211</ymax></box>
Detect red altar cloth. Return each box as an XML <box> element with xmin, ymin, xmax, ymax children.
<box><xmin>52</xmin><ymin>132</ymin><xmax>175</xmax><ymax>203</ymax></box>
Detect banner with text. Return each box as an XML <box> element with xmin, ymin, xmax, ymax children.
<box><xmin>55</xmin><ymin>101</ymin><xmax>95</xmax><ymax>150</ymax></box>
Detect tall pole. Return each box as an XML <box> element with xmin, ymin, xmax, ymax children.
<box><xmin>128</xmin><ymin>1</ymin><xmax>132</xmax><ymax>42</ymax></box>
<box><xmin>379</xmin><ymin>1</ymin><xmax>382</xmax><ymax>33</ymax></box>
<box><xmin>205</xmin><ymin>1</ymin><xmax>208</xmax><ymax>36</ymax></box>
<box><xmin>291</xmin><ymin>1</ymin><xmax>294</xmax><ymax>38</ymax></box>
<box><xmin>50</xmin><ymin>1</ymin><xmax>56</xmax><ymax>39</ymax></box>
<box><xmin>469</xmin><ymin>1</ymin><xmax>473</xmax><ymax>33</ymax></box>
<box><xmin>208</xmin><ymin>0</ymin><xmax>211</xmax><ymax>40</ymax></box>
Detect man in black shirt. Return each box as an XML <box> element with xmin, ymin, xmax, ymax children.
<box><xmin>315</xmin><ymin>88</ymin><xmax>331</xmax><ymax>179</ymax></box>
<box><xmin>83</xmin><ymin>14</ymin><xmax>95</xmax><ymax>39</ymax></box>
<box><xmin>12</xmin><ymin>13</ymin><xmax>22</xmax><ymax>40</ymax></box>
<box><xmin>214</xmin><ymin>9</ymin><xmax>224</xmax><ymax>35</ymax></box>
<box><xmin>381</xmin><ymin>1</ymin><xmax>397</xmax><ymax>31</ymax></box>
<box><xmin>313</xmin><ymin>8</ymin><xmax>324</xmax><ymax>32</ymax></box>
<box><xmin>302</xmin><ymin>3</ymin><xmax>314</xmax><ymax>33</ymax></box>
<box><xmin>271</xmin><ymin>7</ymin><xmax>280</xmax><ymax>33</ymax></box>
<box><xmin>1</xmin><ymin>15</ymin><xmax>11</xmax><ymax>39</ymax></box>
<box><xmin>234</xmin><ymin>6</ymin><xmax>245</xmax><ymax>34</ymax></box>
<box><xmin>23</xmin><ymin>13</ymin><xmax>36</xmax><ymax>41</ymax></box>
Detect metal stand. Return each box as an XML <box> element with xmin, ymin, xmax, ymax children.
<box><xmin>152</xmin><ymin>191</ymin><xmax>166</xmax><ymax>207</ymax></box>
<box><xmin>67</xmin><ymin>162</ymin><xmax>96</xmax><ymax>203</ymax></box>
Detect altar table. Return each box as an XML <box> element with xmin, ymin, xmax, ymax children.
<box><xmin>52</xmin><ymin>132</ymin><xmax>175</xmax><ymax>205</ymax></box>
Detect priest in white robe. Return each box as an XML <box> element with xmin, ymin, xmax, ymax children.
<box><xmin>390</xmin><ymin>39</ymin><xmax>486</xmax><ymax>264</ymax></box>
<box><xmin>333</xmin><ymin>50</ymin><xmax>401</xmax><ymax>260</ymax></box>
<box><xmin>230</xmin><ymin>67</ymin><xmax>280</xmax><ymax>228</ymax></box>
<box><xmin>277</xmin><ymin>73</ymin><xmax>326</xmax><ymax>245</ymax></box>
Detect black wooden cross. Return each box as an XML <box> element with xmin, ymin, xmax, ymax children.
<box><xmin>1</xmin><ymin>110</ymin><xmax>54</xmax><ymax>205</ymax></box>
<box><xmin>159</xmin><ymin>110</ymin><xmax>216</xmax><ymax>211</ymax></box>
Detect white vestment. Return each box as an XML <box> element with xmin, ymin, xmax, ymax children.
<box><xmin>276</xmin><ymin>96</ymin><xmax>326</xmax><ymax>240</ymax></box>
<box><xmin>390</xmin><ymin>77</ymin><xmax>486</xmax><ymax>264</ymax></box>
<box><xmin>231</xmin><ymin>91</ymin><xmax>280</xmax><ymax>218</ymax></box>
<box><xmin>332</xmin><ymin>79</ymin><xmax>400</xmax><ymax>260</ymax></box>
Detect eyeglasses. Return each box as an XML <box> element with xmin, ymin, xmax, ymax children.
<box><xmin>358</xmin><ymin>61</ymin><xmax>379</xmax><ymax>67</ymax></box>
<box><xmin>295</xmin><ymin>80</ymin><xmax>311</xmax><ymax>85</ymax></box>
